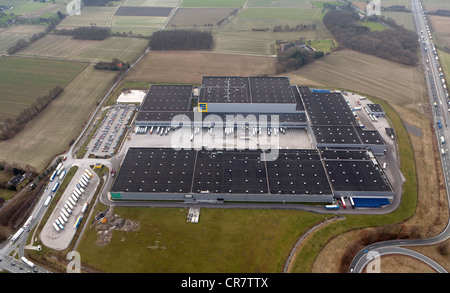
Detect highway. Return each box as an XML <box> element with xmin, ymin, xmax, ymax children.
<box><xmin>350</xmin><ymin>0</ymin><xmax>450</xmax><ymax>273</ymax></box>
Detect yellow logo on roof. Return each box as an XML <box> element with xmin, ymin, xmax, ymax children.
<box><xmin>198</xmin><ymin>103</ymin><xmax>208</xmax><ymax>112</ymax></box>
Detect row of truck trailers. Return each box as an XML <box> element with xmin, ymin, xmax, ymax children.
<box><xmin>9</xmin><ymin>168</ymin><xmax>93</xmax><ymax>270</ymax></box>
<box><xmin>50</xmin><ymin>169</ymin><xmax>93</xmax><ymax>232</ymax></box>
<box><xmin>325</xmin><ymin>196</ymin><xmax>355</xmax><ymax>210</ymax></box>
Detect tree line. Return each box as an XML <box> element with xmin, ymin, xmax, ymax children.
<box><xmin>94</xmin><ymin>59</ymin><xmax>130</xmax><ymax>71</ymax></box>
<box><xmin>276</xmin><ymin>47</ymin><xmax>324</xmax><ymax>73</ymax></box>
<box><xmin>428</xmin><ymin>9</ymin><xmax>450</xmax><ymax>17</ymax></box>
<box><xmin>54</xmin><ymin>25</ymin><xmax>111</xmax><ymax>40</ymax></box>
<box><xmin>0</xmin><ymin>86</ymin><xmax>63</xmax><ymax>140</ymax></box>
<box><xmin>322</xmin><ymin>9</ymin><xmax>418</xmax><ymax>66</ymax></box>
<box><xmin>149</xmin><ymin>30</ymin><xmax>214</xmax><ymax>51</ymax></box>
<box><xmin>273</xmin><ymin>24</ymin><xmax>317</xmax><ymax>32</ymax></box>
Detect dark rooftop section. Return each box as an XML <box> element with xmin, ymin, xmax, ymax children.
<box><xmin>111</xmin><ymin>148</ymin><xmax>196</xmax><ymax>194</ymax></box>
<box><xmin>112</xmin><ymin>148</ymin><xmax>393</xmax><ymax>196</ymax></box>
<box><xmin>367</xmin><ymin>103</ymin><xmax>384</xmax><ymax>113</ymax></box>
<box><xmin>249</xmin><ymin>77</ymin><xmax>296</xmax><ymax>104</ymax></box>
<box><xmin>199</xmin><ymin>76</ymin><xmax>296</xmax><ymax>104</ymax></box>
<box><xmin>200</xmin><ymin>76</ymin><xmax>250</xmax><ymax>103</ymax></box>
<box><xmin>265</xmin><ymin>150</ymin><xmax>331</xmax><ymax>195</ymax></box>
<box><xmin>213</xmin><ymin>112</ymin><xmax>306</xmax><ymax>124</ymax></box>
<box><xmin>112</xmin><ymin>148</ymin><xmax>333</xmax><ymax>196</ymax></box>
<box><xmin>323</xmin><ymin>160</ymin><xmax>392</xmax><ymax>192</ymax></box>
<box><xmin>140</xmin><ymin>85</ymin><xmax>192</xmax><ymax>112</ymax></box>
<box><xmin>319</xmin><ymin>149</ymin><xmax>370</xmax><ymax>161</ymax></box>
<box><xmin>355</xmin><ymin>128</ymin><xmax>385</xmax><ymax>145</ymax></box>
<box><xmin>299</xmin><ymin>87</ymin><xmax>357</xmax><ymax>126</ymax></box>
<box><xmin>313</xmin><ymin>126</ymin><xmax>362</xmax><ymax>145</ymax></box>
<box><xmin>192</xmin><ymin>150</ymin><xmax>268</xmax><ymax>194</ymax></box>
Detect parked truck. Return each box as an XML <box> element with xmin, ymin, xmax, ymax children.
<box><xmin>74</xmin><ymin>216</ymin><xmax>83</xmax><ymax>229</ymax></box>
<box><xmin>81</xmin><ymin>202</ymin><xmax>89</xmax><ymax>214</ymax></box>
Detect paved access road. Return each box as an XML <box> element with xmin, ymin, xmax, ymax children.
<box><xmin>350</xmin><ymin>0</ymin><xmax>450</xmax><ymax>273</ymax></box>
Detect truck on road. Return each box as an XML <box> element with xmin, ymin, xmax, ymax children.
<box><xmin>21</xmin><ymin>257</ymin><xmax>35</xmax><ymax>269</ymax></box>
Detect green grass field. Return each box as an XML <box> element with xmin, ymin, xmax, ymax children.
<box><xmin>180</xmin><ymin>0</ymin><xmax>245</xmax><ymax>8</ymax></box>
<box><xmin>0</xmin><ymin>57</ymin><xmax>87</xmax><ymax>122</ymax></box>
<box><xmin>77</xmin><ymin>206</ymin><xmax>327</xmax><ymax>272</ymax></box>
<box><xmin>359</xmin><ymin>20</ymin><xmax>388</xmax><ymax>31</ymax></box>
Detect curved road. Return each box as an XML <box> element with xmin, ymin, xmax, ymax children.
<box><xmin>350</xmin><ymin>0</ymin><xmax>450</xmax><ymax>273</ymax></box>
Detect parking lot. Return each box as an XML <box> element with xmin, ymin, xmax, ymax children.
<box><xmin>87</xmin><ymin>105</ymin><xmax>134</xmax><ymax>157</ymax></box>
<box><xmin>40</xmin><ymin>167</ymin><xmax>99</xmax><ymax>251</ymax></box>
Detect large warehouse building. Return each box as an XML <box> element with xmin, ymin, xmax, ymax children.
<box><xmin>111</xmin><ymin>76</ymin><xmax>395</xmax><ymax>205</ymax></box>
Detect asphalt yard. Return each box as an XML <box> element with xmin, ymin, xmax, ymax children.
<box><xmin>128</xmin><ymin>126</ymin><xmax>313</xmax><ymax>151</ymax></box>
<box><xmin>87</xmin><ymin>105</ymin><xmax>134</xmax><ymax>157</ymax></box>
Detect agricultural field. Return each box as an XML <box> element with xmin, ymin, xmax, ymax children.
<box><xmin>0</xmin><ymin>56</ymin><xmax>87</xmax><ymax>123</ymax></box>
<box><xmin>124</xmin><ymin>51</ymin><xmax>276</xmax><ymax>84</ymax></box>
<box><xmin>114</xmin><ymin>6</ymin><xmax>173</xmax><ymax>16</ymax></box>
<box><xmin>3</xmin><ymin>0</ymin><xmax>52</xmax><ymax>16</ymax></box>
<box><xmin>112</xmin><ymin>15</ymin><xmax>167</xmax><ymax>29</ymax></box>
<box><xmin>57</xmin><ymin>6</ymin><xmax>117</xmax><ymax>28</ymax></box>
<box><xmin>76</xmin><ymin>206</ymin><xmax>326</xmax><ymax>273</ymax></box>
<box><xmin>0</xmin><ymin>25</ymin><xmax>47</xmax><ymax>54</ymax></box>
<box><xmin>429</xmin><ymin>15</ymin><xmax>450</xmax><ymax>49</ymax></box>
<box><xmin>18</xmin><ymin>3</ymin><xmax>65</xmax><ymax>19</ymax></box>
<box><xmin>438</xmin><ymin>50</ymin><xmax>450</xmax><ymax>90</ymax></box>
<box><xmin>19</xmin><ymin>35</ymin><xmax>148</xmax><ymax>63</ymax></box>
<box><xmin>382</xmin><ymin>11</ymin><xmax>415</xmax><ymax>31</ymax></box>
<box><xmin>120</xmin><ymin>0</ymin><xmax>180</xmax><ymax>6</ymax></box>
<box><xmin>212</xmin><ymin>7</ymin><xmax>331</xmax><ymax>55</ymax></box>
<box><xmin>309</xmin><ymin>1</ymin><xmax>341</xmax><ymax>8</ymax></box>
<box><xmin>245</xmin><ymin>0</ymin><xmax>313</xmax><ymax>8</ymax></box>
<box><xmin>352</xmin><ymin>0</ymin><xmax>411</xmax><ymax>10</ymax></box>
<box><xmin>167</xmin><ymin>7</ymin><xmax>237</xmax><ymax>28</ymax></box>
<box><xmin>180</xmin><ymin>0</ymin><xmax>245</xmax><ymax>8</ymax></box>
<box><xmin>422</xmin><ymin>0</ymin><xmax>450</xmax><ymax>11</ymax></box>
<box><xmin>287</xmin><ymin>49</ymin><xmax>428</xmax><ymax>111</ymax></box>
<box><xmin>0</xmin><ymin>66</ymin><xmax>117</xmax><ymax>171</ymax></box>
